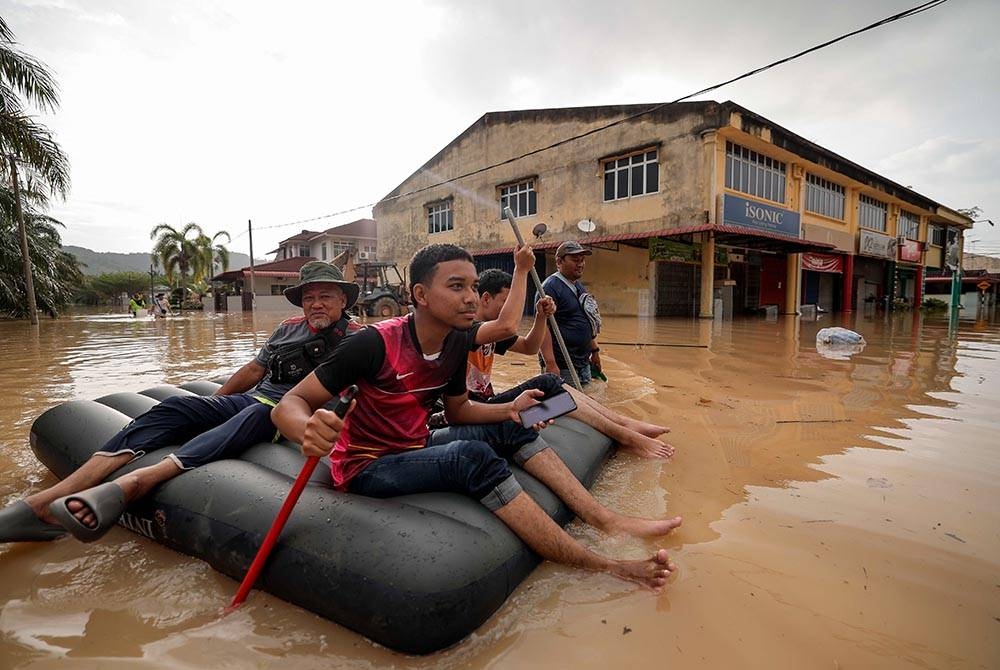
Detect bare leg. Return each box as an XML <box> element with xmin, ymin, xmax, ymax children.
<box><xmin>563</xmin><ymin>385</ymin><xmax>674</xmax><ymax>459</ymax></box>
<box><xmin>522</xmin><ymin>448</ymin><xmax>683</xmax><ymax>538</ymax></box>
<box><xmin>24</xmin><ymin>453</ymin><xmax>132</xmax><ymax>524</ymax></box>
<box><xmin>64</xmin><ymin>459</ymin><xmax>183</xmax><ymax>529</ymax></box>
<box><xmin>493</xmin><ymin>491</ymin><xmax>675</xmax><ymax>590</ymax></box>
<box><xmin>565</xmin><ymin>384</ymin><xmax>668</xmax><ymax>438</ymax></box>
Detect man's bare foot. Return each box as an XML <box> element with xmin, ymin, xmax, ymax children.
<box><xmin>618</xmin><ymin>433</ymin><xmax>676</xmax><ymax>459</ymax></box>
<box><xmin>65</xmin><ymin>499</ymin><xmax>98</xmax><ymax>529</ymax></box>
<box><xmin>607</xmin><ymin>549</ymin><xmax>675</xmax><ymax>590</ymax></box>
<box><xmin>600</xmin><ymin>513</ymin><xmax>683</xmax><ymax>539</ymax></box>
<box><xmin>624</xmin><ymin>419</ymin><xmax>669</xmax><ymax>438</ymax></box>
<box><xmin>23</xmin><ymin>495</ymin><xmax>61</xmax><ymax>526</ymax></box>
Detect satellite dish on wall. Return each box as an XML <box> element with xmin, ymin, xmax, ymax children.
<box><xmin>577</xmin><ymin>219</ymin><xmax>596</xmax><ymax>234</ymax></box>
<box><xmin>531</xmin><ymin>223</ymin><xmax>547</xmax><ymax>238</ymax></box>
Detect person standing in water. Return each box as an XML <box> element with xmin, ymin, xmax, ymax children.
<box><xmin>151</xmin><ymin>292</ymin><xmax>171</xmax><ymax>318</ymax></box>
<box><xmin>128</xmin><ymin>293</ymin><xmax>147</xmax><ymax>318</ymax></box>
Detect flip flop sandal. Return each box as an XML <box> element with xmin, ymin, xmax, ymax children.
<box><xmin>0</xmin><ymin>500</ymin><xmax>67</xmax><ymax>542</ymax></box>
<box><xmin>48</xmin><ymin>482</ymin><xmax>126</xmax><ymax>543</ymax></box>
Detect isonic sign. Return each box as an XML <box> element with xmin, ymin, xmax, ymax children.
<box><xmin>721</xmin><ymin>194</ymin><xmax>801</xmax><ymax>238</ymax></box>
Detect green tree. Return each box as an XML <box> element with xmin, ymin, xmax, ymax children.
<box><xmin>75</xmin><ymin>271</ymin><xmax>154</xmax><ymax>306</ymax></box>
<box><xmin>198</xmin><ymin>230</ymin><xmax>231</xmax><ymax>279</ymax></box>
<box><xmin>151</xmin><ymin>222</ymin><xmax>205</xmax><ymax>308</ymax></box>
<box><xmin>0</xmin><ymin>194</ymin><xmax>81</xmax><ymax>317</ymax></box>
<box><xmin>0</xmin><ymin>16</ymin><xmax>71</xmax><ymax>324</ymax></box>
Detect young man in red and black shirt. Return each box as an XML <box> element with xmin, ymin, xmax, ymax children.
<box><xmin>273</xmin><ymin>244</ymin><xmax>681</xmax><ymax>590</ymax></box>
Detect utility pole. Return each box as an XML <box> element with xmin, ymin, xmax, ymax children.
<box><xmin>8</xmin><ymin>155</ymin><xmax>38</xmax><ymax>325</ymax></box>
<box><xmin>247</xmin><ymin>219</ymin><xmax>256</xmax><ymax>313</ymax></box>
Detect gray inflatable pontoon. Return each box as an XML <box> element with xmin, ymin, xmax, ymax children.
<box><xmin>28</xmin><ymin>380</ymin><xmax>612</xmax><ymax>654</ymax></box>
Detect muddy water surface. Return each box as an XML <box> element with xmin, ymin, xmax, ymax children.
<box><xmin>0</xmin><ymin>307</ymin><xmax>997</xmax><ymax>669</ymax></box>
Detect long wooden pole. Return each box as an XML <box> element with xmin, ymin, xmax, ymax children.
<box><xmin>503</xmin><ymin>207</ymin><xmax>582</xmax><ymax>391</ymax></box>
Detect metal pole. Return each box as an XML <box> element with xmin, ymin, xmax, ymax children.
<box><xmin>247</xmin><ymin>219</ymin><xmax>256</xmax><ymax>313</ymax></box>
<box><xmin>502</xmin><ymin>206</ymin><xmax>583</xmax><ymax>391</ymax></box>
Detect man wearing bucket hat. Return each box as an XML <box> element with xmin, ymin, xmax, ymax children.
<box><xmin>0</xmin><ymin>262</ymin><xmax>361</xmax><ymax>543</ymax></box>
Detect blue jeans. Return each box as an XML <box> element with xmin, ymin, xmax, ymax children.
<box><xmin>97</xmin><ymin>393</ymin><xmax>278</xmax><ymax>469</ymax></box>
<box><xmin>348</xmin><ymin>421</ymin><xmax>551</xmax><ymax>511</ymax></box>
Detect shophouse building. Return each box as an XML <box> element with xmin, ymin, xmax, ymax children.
<box><xmin>373</xmin><ymin>101</ymin><xmax>972</xmax><ymax>317</ymax></box>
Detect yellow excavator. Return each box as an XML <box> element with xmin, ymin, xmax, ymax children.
<box><xmin>331</xmin><ymin>246</ymin><xmax>410</xmax><ymax>318</ymax></box>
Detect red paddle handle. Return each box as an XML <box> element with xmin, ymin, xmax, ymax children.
<box><xmin>229</xmin><ymin>385</ymin><xmax>358</xmax><ymax>608</ymax></box>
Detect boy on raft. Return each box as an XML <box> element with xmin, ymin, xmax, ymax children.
<box><xmin>459</xmin><ymin>264</ymin><xmax>674</xmax><ymax>459</ymax></box>
<box><xmin>272</xmin><ymin>243</ymin><xmax>681</xmax><ymax>590</ymax></box>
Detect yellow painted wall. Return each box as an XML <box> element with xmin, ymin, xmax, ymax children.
<box><xmin>375</xmin><ymin>107</ymin><xmax>712</xmax><ymax>310</ymax></box>
<box><xmin>555</xmin><ymin>245</ymin><xmax>652</xmax><ymax>316</ymax></box>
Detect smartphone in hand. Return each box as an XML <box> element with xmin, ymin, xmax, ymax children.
<box><xmin>518</xmin><ymin>391</ymin><xmax>577</xmax><ymax>428</ymax></box>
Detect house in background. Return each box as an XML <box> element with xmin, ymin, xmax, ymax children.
<box><xmin>373</xmin><ymin>101</ymin><xmax>972</xmax><ymax>317</ymax></box>
<box><xmin>269</xmin><ymin>218</ymin><xmax>378</xmax><ymax>262</ymax></box>
<box><xmin>210</xmin><ymin>256</ymin><xmax>315</xmax><ymax>312</ymax></box>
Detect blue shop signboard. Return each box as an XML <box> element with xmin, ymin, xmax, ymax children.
<box><xmin>722</xmin><ymin>194</ymin><xmax>801</xmax><ymax>238</ymax></box>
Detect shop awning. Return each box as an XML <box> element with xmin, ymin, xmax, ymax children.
<box><xmin>470</xmin><ymin>223</ymin><xmax>836</xmax><ymax>257</ymax></box>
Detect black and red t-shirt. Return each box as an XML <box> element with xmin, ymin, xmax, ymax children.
<box><xmin>314</xmin><ymin>314</ymin><xmax>478</xmax><ymax>488</ymax></box>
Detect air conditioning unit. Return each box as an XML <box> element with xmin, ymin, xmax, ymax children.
<box><xmin>358</xmin><ymin>251</ymin><xmax>372</xmax><ymax>260</ymax></box>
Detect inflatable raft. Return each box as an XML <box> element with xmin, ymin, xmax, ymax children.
<box><xmin>29</xmin><ymin>380</ymin><xmax>612</xmax><ymax>654</ymax></box>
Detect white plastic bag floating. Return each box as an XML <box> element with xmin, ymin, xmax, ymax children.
<box><xmin>815</xmin><ymin>327</ymin><xmax>866</xmax><ymax>360</ymax></box>
<box><xmin>816</xmin><ymin>327</ymin><xmax>865</xmax><ymax>345</ymax></box>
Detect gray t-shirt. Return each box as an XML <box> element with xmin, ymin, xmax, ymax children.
<box><xmin>251</xmin><ymin>315</ymin><xmax>357</xmax><ymax>403</ymax></box>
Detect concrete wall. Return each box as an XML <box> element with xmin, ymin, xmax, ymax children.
<box><xmin>374</xmin><ymin>107</ymin><xmax>711</xmax><ymax>316</ymax></box>
<box><xmin>227</xmin><ymin>294</ymin><xmax>300</xmax><ymax>313</ymax></box>
<box><xmin>573</xmin><ymin>245</ymin><xmax>654</xmax><ymax>316</ymax></box>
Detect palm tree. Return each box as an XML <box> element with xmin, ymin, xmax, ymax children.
<box><xmin>203</xmin><ymin>230</ymin><xmax>231</xmax><ymax>278</ymax></box>
<box><xmin>0</xmin><ymin>16</ymin><xmax>71</xmax><ymax>324</ymax></box>
<box><xmin>151</xmin><ymin>222</ymin><xmax>208</xmax><ymax>308</ymax></box>
<box><xmin>0</xmin><ymin>189</ymin><xmax>80</xmax><ymax>317</ymax></box>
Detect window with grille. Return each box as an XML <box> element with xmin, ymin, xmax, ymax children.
<box><xmin>859</xmin><ymin>194</ymin><xmax>887</xmax><ymax>232</ymax></box>
<box><xmin>805</xmin><ymin>174</ymin><xmax>845</xmax><ymax>220</ymax></box>
<box><xmin>603</xmin><ymin>149</ymin><xmax>658</xmax><ymax>201</ymax></box>
<box><xmin>725</xmin><ymin>141</ymin><xmax>786</xmax><ymax>203</ymax></box>
<box><xmin>428</xmin><ymin>201</ymin><xmax>454</xmax><ymax>234</ymax></box>
<box><xmin>899</xmin><ymin>210</ymin><xmax>920</xmax><ymax>240</ymax></box>
<box><xmin>500</xmin><ymin>180</ymin><xmax>537</xmax><ymax>218</ymax></box>
<box><xmin>928</xmin><ymin>224</ymin><xmax>945</xmax><ymax>247</ymax></box>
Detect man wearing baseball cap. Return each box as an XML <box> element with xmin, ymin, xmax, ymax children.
<box><xmin>1</xmin><ymin>261</ymin><xmax>361</xmax><ymax>543</ymax></box>
<box><xmin>539</xmin><ymin>240</ymin><xmax>604</xmax><ymax>386</ymax></box>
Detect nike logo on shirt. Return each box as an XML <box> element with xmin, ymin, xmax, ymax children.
<box><xmin>395</xmin><ymin>372</ymin><xmax>414</xmax><ymax>380</ymax></box>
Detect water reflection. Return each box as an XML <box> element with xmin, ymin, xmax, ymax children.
<box><xmin>0</xmin><ymin>306</ymin><xmax>997</xmax><ymax>668</ymax></box>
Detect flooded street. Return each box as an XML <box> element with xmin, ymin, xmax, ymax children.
<box><xmin>1</xmin><ymin>307</ymin><xmax>997</xmax><ymax>669</ymax></box>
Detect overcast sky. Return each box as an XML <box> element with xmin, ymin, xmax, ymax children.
<box><xmin>5</xmin><ymin>0</ymin><xmax>999</xmax><ymax>259</ymax></box>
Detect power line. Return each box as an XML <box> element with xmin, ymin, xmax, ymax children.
<box><xmin>236</xmin><ymin>0</ymin><xmax>951</xmax><ymax>242</ymax></box>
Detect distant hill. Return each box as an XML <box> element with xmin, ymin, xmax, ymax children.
<box><xmin>63</xmin><ymin>246</ymin><xmax>264</xmax><ymax>276</ymax></box>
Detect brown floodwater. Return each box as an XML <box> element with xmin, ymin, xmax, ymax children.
<box><xmin>1</xmin><ymin>306</ymin><xmax>997</xmax><ymax>669</ymax></box>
